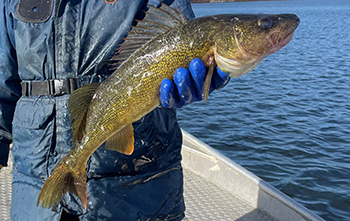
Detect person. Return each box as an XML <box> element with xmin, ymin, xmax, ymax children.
<box><xmin>0</xmin><ymin>0</ymin><xmax>228</xmax><ymax>220</ymax></box>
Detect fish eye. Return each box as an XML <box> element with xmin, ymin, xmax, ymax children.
<box><xmin>258</xmin><ymin>17</ymin><xmax>274</xmax><ymax>30</ymax></box>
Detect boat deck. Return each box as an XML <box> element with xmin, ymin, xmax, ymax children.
<box><xmin>1</xmin><ymin>131</ymin><xmax>322</xmax><ymax>220</ymax></box>
<box><xmin>183</xmin><ymin>168</ymin><xmax>272</xmax><ymax>220</ymax></box>
<box><xmin>0</xmin><ymin>156</ymin><xmax>270</xmax><ymax>221</ymax></box>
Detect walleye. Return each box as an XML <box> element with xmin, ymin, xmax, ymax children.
<box><xmin>37</xmin><ymin>4</ymin><xmax>299</xmax><ymax>209</ymax></box>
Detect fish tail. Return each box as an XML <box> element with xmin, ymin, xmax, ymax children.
<box><xmin>37</xmin><ymin>161</ymin><xmax>87</xmax><ymax>209</ymax></box>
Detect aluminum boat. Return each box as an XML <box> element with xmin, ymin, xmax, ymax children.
<box><xmin>0</xmin><ymin>130</ymin><xmax>324</xmax><ymax>220</ymax></box>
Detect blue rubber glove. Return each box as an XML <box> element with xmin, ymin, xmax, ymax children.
<box><xmin>160</xmin><ymin>58</ymin><xmax>229</xmax><ymax>108</ymax></box>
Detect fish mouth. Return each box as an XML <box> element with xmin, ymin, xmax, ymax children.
<box><xmin>267</xmin><ymin>32</ymin><xmax>294</xmax><ymax>55</ymax></box>
<box><xmin>266</xmin><ymin>17</ymin><xmax>299</xmax><ymax>55</ymax></box>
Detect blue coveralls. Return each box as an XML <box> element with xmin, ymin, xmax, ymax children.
<box><xmin>0</xmin><ymin>0</ymin><xmax>195</xmax><ymax>220</ymax></box>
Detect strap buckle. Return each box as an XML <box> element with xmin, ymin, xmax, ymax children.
<box><xmin>21</xmin><ymin>78</ymin><xmax>78</xmax><ymax>96</ymax></box>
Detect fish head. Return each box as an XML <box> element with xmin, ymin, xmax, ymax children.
<box><xmin>213</xmin><ymin>14</ymin><xmax>300</xmax><ymax>77</ymax></box>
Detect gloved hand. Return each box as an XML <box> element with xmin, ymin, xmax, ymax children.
<box><xmin>160</xmin><ymin>58</ymin><xmax>229</xmax><ymax>108</ymax></box>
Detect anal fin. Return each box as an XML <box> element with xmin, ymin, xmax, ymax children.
<box><xmin>105</xmin><ymin>124</ymin><xmax>135</xmax><ymax>155</ymax></box>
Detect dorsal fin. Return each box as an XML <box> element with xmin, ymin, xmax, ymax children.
<box><xmin>106</xmin><ymin>3</ymin><xmax>187</xmax><ymax>68</ymax></box>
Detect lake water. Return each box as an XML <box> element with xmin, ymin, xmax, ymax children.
<box><xmin>178</xmin><ymin>0</ymin><xmax>350</xmax><ymax>220</ymax></box>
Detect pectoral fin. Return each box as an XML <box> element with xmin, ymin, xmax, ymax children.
<box><xmin>202</xmin><ymin>59</ymin><xmax>215</xmax><ymax>103</ymax></box>
<box><xmin>105</xmin><ymin>124</ymin><xmax>135</xmax><ymax>155</ymax></box>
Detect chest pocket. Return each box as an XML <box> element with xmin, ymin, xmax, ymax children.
<box><xmin>16</xmin><ymin>0</ymin><xmax>54</xmax><ymax>23</ymax></box>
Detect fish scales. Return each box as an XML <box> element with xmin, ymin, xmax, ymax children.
<box><xmin>37</xmin><ymin>4</ymin><xmax>299</xmax><ymax>209</ymax></box>
<box><xmin>82</xmin><ymin>24</ymin><xmax>213</xmax><ymax>151</ymax></box>
<box><xmin>62</xmin><ymin>23</ymin><xmax>211</xmax><ymax>168</ymax></box>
